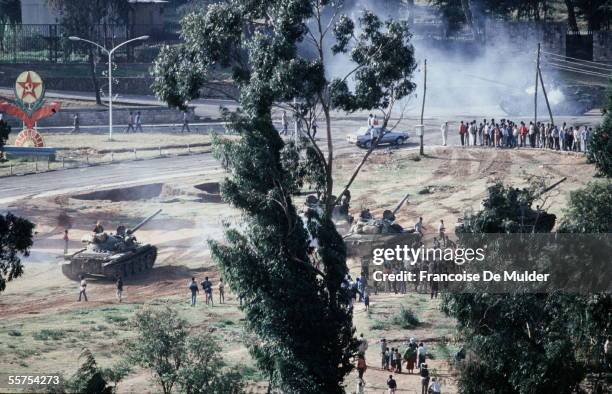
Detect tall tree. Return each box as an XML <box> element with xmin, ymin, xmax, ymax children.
<box><xmin>152</xmin><ymin>1</ymin><xmax>416</xmax><ymax>392</ymax></box>
<box><xmin>587</xmin><ymin>80</ymin><xmax>612</xmax><ymax>177</ymax></box>
<box><xmin>443</xmin><ymin>183</ymin><xmax>589</xmax><ymax>393</ymax></box>
<box><xmin>0</xmin><ymin>118</ymin><xmax>10</xmax><ymax>154</ymax></box>
<box><xmin>48</xmin><ymin>0</ymin><xmax>129</xmax><ymax>105</ymax></box>
<box><xmin>0</xmin><ymin>212</ymin><xmax>34</xmax><ymax>293</ymax></box>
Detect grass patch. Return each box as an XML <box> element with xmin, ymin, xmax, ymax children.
<box><xmin>33</xmin><ymin>329</ymin><xmax>67</xmax><ymax>341</ymax></box>
<box><xmin>105</xmin><ymin>316</ymin><xmax>128</xmax><ymax>324</ymax></box>
<box><xmin>370</xmin><ymin>320</ymin><xmax>389</xmax><ymax>330</ymax></box>
<box><xmin>391</xmin><ymin>307</ymin><xmax>420</xmax><ymax>329</ymax></box>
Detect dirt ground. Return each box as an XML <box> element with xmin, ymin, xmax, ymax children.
<box><xmin>0</xmin><ymin>147</ymin><xmax>596</xmax><ymax>393</ymax></box>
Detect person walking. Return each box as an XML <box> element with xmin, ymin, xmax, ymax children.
<box><xmin>71</xmin><ymin>113</ymin><xmax>80</xmax><ymax>133</ymax></box>
<box><xmin>356</xmin><ymin>354</ymin><xmax>367</xmax><ymax>379</ymax></box>
<box><xmin>125</xmin><ymin>112</ymin><xmax>135</xmax><ymax>133</ymax></box>
<box><xmin>281</xmin><ymin>111</ymin><xmax>288</xmax><ymax>135</ymax></box>
<box><xmin>414</xmin><ymin>217</ymin><xmax>425</xmax><ymax>236</ymax></box>
<box><xmin>358</xmin><ymin>333</ymin><xmax>369</xmax><ymax>355</ymax></box>
<box><xmin>394</xmin><ymin>348</ymin><xmax>402</xmax><ymax>373</ymax></box>
<box><xmin>181</xmin><ymin>110</ymin><xmax>191</xmax><ymax>133</ymax></box>
<box><xmin>63</xmin><ymin>229</ymin><xmax>69</xmax><ymax>255</ymax></box>
<box><xmin>78</xmin><ymin>275</ymin><xmax>88</xmax><ymax>302</ymax></box>
<box><xmin>311</xmin><ymin>118</ymin><xmax>318</xmax><ymax>138</ymax></box>
<box><xmin>438</xmin><ymin>219</ymin><xmax>446</xmax><ymax>246</ymax></box>
<box><xmin>420</xmin><ymin>363</ymin><xmax>430</xmax><ymax>394</ymax></box>
<box><xmin>404</xmin><ymin>338</ymin><xmax>418</xmax><ymax>374</ymax></box>
<box><xmin>440</xmin><ymin>122</ymin><xmax>448</xmax><ymax>146</ymax></box>
<box><xmin>363</xmin><ymin>289</ymin><xmax>370</xmax><ymax>311</ymax></box>
<box><xmin>218</xmin><ymin>278</ymin><xmax>225</xmax><ymax>304</ymax></box>
<box><xmin>189</xmin><ymin>277</ymin><xmax>199</xmax><ymax>306</ymax></box>
<box><xmin>134</xmin><ymin>111</ymin><xmax>143</xmax><ymax>132</ymax></box>
<box><xmin>115</xmin><ymin>275</ymin><xmax>123</xmax><ymax>303</ymax></box>
<box><xmin>380</xmin><ymin>338</ymin><xmax>388</xmax><ymax>369</ymax></box>
<box><xmin>201</xmin><ymin>276</ymin><xmax>214</xmax><ymax>306</ymax></box>
<box><xmin>417</xmin><ymin>342</ymin><xmax>427</xmax><ymax>369</ymax></box>
<box><xmin>387</xmin><ymin>375</ymin><xmax>397</xmax><ymax>394</ymax></box>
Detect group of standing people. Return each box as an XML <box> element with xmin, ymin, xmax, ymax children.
<box><xmin>447</xmin><ymin>119</ymin><xmax>592</xmax><ymax>152</ymax></box>
<box><xmin>188</xmin><ymin>276</ymin><xmax>225</xmax><ymax>306</ymax></box>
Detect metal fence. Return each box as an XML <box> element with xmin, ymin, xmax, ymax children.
<box><xmin>0</xmin><ymin>24</ymin><xmax>180</xmax><ymax>63</ymax></box>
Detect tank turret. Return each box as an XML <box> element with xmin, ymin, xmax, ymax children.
<box><xmin>61</xmin><ymin>210</ymin><xmax>162</xmax><ymax>280</ymax></box>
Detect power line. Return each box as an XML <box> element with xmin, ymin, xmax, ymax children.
<box><xmin>544</xmin><ymin>60</ymin><xmax>612</xmax><ymax>77</ymax></box>
<box><xmin>543</xmin><ymin>62</ymin><xmax>612</xmax><ymax>78</ymax></box>
<box><xmin>542</xmin><ymin>54</ymin><xmax>612</xmax><ymax>72</ymax></box>
<box><xmin>541</xmin><ymin>50</ymin><xmax>612</xmax><ymax>69</ymax></box>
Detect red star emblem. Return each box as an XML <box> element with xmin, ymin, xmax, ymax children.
<box><xmin>17</xmin><ymin>72</ymin><xmax>41</xmax><ymax>101</ymax></box>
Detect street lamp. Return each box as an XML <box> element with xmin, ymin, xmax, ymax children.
<box><xmin>69</xmin><ymin>35</ymin><xmax>149</xmax><ymax>141</ymax></box>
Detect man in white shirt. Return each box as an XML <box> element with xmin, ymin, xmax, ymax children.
<box><xmin>440</xmin><ymin>122</ymin><xmax>448</xmax><ymax>146</ymax></box>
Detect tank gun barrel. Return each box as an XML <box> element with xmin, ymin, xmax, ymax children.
<box><xmin>392</xmin><ymin>193</ymin><xmax>410</xmax><ymax>215</ymax></box>
<box><xmin>534</xmin><ymin>177</ymin><xmax>566</xmax><ymax>199</ymax></box>
<box><xmin>128</xmin><ymin>209</ymin><xmax>162</xmax><ymax>234</ymax></box>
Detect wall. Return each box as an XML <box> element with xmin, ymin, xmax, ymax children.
<box><xmin>593</xmin><ymin>31</ymin><xmax>612</xmax><ymax>62</ymax></box>
<box><xmin>2</xmin><ymin>106</ymin><xmax>194</xmax><ymax>128</ymax></box>
<box><xmin>484</xmin><ymin>21</ymin><xmax>567</xmax><ymax>55</ymax></box>
<box><xmin>20</xmin><ymin>0</ymin><xmax>61</xmax><ymax>24</ymax></box>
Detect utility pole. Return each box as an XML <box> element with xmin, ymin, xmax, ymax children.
<box><xmin>534</xmin><ymin>43</ymin><xmax>540</xmax><ymax>127</ymax></box>
<box><xmin>419</xmin><ymin>59</ymin><xmax>427</xmax><ymax>156</ymax></box>
<box><xmin>538</xmin><ymin>63</ymin><xmax>554</xmax><ymax>126</ymax></box>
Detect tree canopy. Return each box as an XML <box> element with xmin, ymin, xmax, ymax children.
<box><xmin>0</xmin><ymin>212</ymin><xmax>34</xmax><ymax>293</ymax></box>
<box><xmin>443</xmin><ymin>182</ymin><xmax>610</xmax><ymax>393</ymax></box>
<box><xmin>152</xmin><ymin>1</ymin><xmax>417</xmax><ymax>392</ymax></box>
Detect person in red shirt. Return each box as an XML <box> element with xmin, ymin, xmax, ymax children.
<box><xmin>519</xmin><ymin>122</ymin><xmax>528</xmax><ymax>147</ymax></box>
<box><xmin>459</xmin><ymin>121</ymin><xmax>467</xmax><ymax>146</ymax></box>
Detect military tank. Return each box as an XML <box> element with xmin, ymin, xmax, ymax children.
<box><xmin>61</xmin><ymin>210</ymin><xmax>162</xmax><ymax>280</ymax></box>
<box><xmin>343</xmin><ymin>194</ymin><xmax>421</xmax><ymax>258</ymax></box>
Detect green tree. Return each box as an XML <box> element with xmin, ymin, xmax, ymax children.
<box><xmin>0</xmin><ymin>118</ymin><xmax>10</xmax><ymax>155</ymax></box>
<box><xmin>152</xmin><ymin>2</ymin><xmax>417</xmax><ymax>392</ymax></box>
<box><xmin>587</xmin><ymin>81</ymin><xmax>612</xmax><ymax>178</ymax></box>
<box><xmin>48</xmin><ymin>0</ymin><xmax>129</xmax><ymax>105</ymax></box>
<box><xmin>128</xmin><ymin>306</ymin><xmax>243</xmax><ymax>394</ymax></box>
<box><xmin>558</xmin><ymin>181</ymin><xmax>612</xmax><ymax>232</ymax></box>
<box><xmin>0</xmin><ymin>212</ymin><xmax>34</xmax><ymax>293</ymax></box>
<box><xmin>0</xmin><ymin>0</ymin><xmax>21</xmax><ymax>24</ymax></box>
<box><xmin>444</xmin><ymin>183</ymin><xmax>587</xmax><ymax>393</ymax></box>
<box><xmin>66</xmin><ymin>348</ymin><xmax>113</xmax><ymax>394</ymax></box>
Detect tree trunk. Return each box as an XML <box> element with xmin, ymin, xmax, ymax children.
<box><xmin>88</xmin><ymin>49</ymin><xmax>102</xmax><ymax>105</ymax></box>
<box><xmin>564</xmin><ymin>0</ymin><xmax>579</xmax><ymax>33</ymax></box>
<box><xmin>460</xmin><ymin>0</ymin><xmax>480</xmax><ymax>42</ymax></box>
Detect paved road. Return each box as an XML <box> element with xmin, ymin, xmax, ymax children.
<box><xmin>0</xmin><ymin>154</ymin><xmax>222</xmax><ymax>205</ymax></box>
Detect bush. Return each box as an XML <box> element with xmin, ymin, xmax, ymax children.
<box><xmin>392</xmin><ymin>307</ymin><xmax>420</xmax><ymax>329</ymax></box>
<box><xmin>8</xmin><ymin>329</ymin><xmax>21</xmax><ymax>337</ymax></box>
<box><xmin>33</xmin><ymin>329</ymin><xmax>66</xmax><ymax>341</ymax></box>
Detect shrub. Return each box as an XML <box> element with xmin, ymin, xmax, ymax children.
<box><xmin>33</xmin><ymin>329</ymin><xmax>66</xmax><ymax>341</ymax></box>
<box><xmin>392</xmin><ymin>307</ymin><xmax>420</xmax><ymax>329</ymax></box>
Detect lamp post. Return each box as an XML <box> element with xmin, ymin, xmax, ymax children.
<box><xmin>69</xmin><ymin>35</ymin><xmax>149</xmax><ymax>141</ymax></box>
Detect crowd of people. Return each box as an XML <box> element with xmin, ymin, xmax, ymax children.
<box><xmin>354</xmin><ymin>335</ymin><xmax>442</xmax><ymax>394</ymax></box>
<box><xmin>442</xmin><ymin>119</ymin><xmax>593</xmax><ymax>152</ymax></box>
